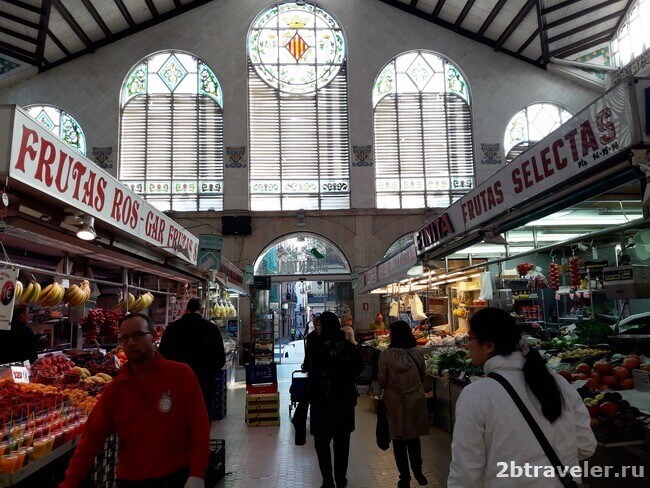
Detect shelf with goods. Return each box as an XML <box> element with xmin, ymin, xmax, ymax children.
<box><xmin>249</xmin><ymin>278</ymin><xmax>275</xmax><ymax>366</ymax></box>
<box><xmin>450</xmin><ymin>277</ymin><xmax>485</xmax><ymax>333</ymax></box>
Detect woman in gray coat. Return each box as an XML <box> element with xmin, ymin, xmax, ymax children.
<box><xmin>378</xmin><ymin>321</ymin><xmax>429</xmax><ymax>488</ymax></box>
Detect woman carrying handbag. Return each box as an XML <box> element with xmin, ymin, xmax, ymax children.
<box><xmin>378</xmin><ymin>321</ymin><xmax>429</xmax><ymax>488</ymax></box>
<box><xmin>448</xmin><ymin>307</ymin><xmax>596</xmax><ymax>487</ymax></box>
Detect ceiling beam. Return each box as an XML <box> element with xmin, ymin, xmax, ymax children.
<box><xmin>612</xmin><ymin>0</ymin><xmax>635</xmax><ymax>34</ymax></box>
<box><xmin>144</xmin><ymin>0</ymin><xmax>160</xmax><ymax>19</ymax></box>
<box><xmin>535</xmin><ymin>0</ymin><xmax>550</xmax><ymax>64</ymax></box>
<box><xmin>3</xmin><ymin>0</ymin><xmax>42</xmax><ymax>15</ymax></box>
<box><xmin>495</xmin><ymin>0</ymin><xmax>536</xmax><ymax>50</ymax></box>
<box><xmin>173</xmin><ymin>0</ymin><xmax>182</xmax><ymax>8</ymax></box>
<box><xmin>80</xmin><ymin>0</ymin><xmax>112</xmax><ymax>37</ymax></box>
<box><xmin>376</xmin><ymin>0</ymin><xmax>544</xmax><ymax>69</ymax></box>
<box><xmin>0</xmin><ymin>40</ymin><xmax>35</xmax><ymax>60</ymax></box>
<box><xmin>51</xmin><ymin>0</ymin><xmax>94</xmax><ymax>49</ymax></box>
<box><xmin>35</xmin><ymin>0</ymin><xmax>52</xmax><ymax>69</ymax></box>
<box><xmin>547</xmin><ymin>10</ymin><xmax>625</xmax><ymax>45</ymax></box>
<box><xmin>0</xmin><ymin>10</ymin><xmax>40</xmax><ymax>30</ymax></box>
<box><xmin>547</xmin><ymin>28</ymin><xmax>616</xmax><ymax>58</ymax></box>
<box><xmin>546</xmin><ymin>0</ymin><xmax>612</xmax><ymax>30</ymax></box>
<box><xmin>431</xmin><ymin>0</ymin><xmax>446</xmax><ymax>19</ymax></box>
<box><xmin>517</xmin><ymin>26</ymin><xmax>540</xmax><ymax>55</ymax></box>
<box><xmin>42</xmin><ymin>0</ymin><xmax>215</xmax><ymax>73</ymax></box>
<box><xmin>455</xmin><ymin>0</ymin><xmax>477</xmax><ymax>28</ymax></box>
<box><xmin>47</xmin><ymin>28</ymin><xmax>71</xmax><ymax>57</ymax></box>
<box><xmin>113</xmin><ymin>0</ymin><xmax>136</xmax><ymax>29</ymax></box>
<box><xmin>0</xmin><ymin>45</ymin><xmax>37</xmax><ymax>65</ymax></box>
<box><xmin>0</xmin><ymin>25</ymin><xmax>38</xmax><ymax>45</ymax></box>
<box><xmin>477</xmin><ymin>0</ymin><xmax>507</xmax><ymax>38</ymax></box>
<box><xmin>542</xmin><ymin>0</ymin><xmax>584</xmax><ymax>16</ymax></box>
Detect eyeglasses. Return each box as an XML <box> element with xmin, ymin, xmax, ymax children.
<box><xmin>118</xmin><ymin>331</ymin><xmax>152</xmax><ymax>344</ymax></box>
<box><xmin>467</xmin><ymin>335</ymin><xmax>479</xmax><ymax>342</ymax></box>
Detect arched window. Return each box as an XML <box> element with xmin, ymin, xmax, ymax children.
<box><xmin>504</xmin><ymin>103</ymin><xmax>573</xmax><ymax>163</ymax></box>
<box><xmin>25</xmin><ymin>104</ymin><xmax>86</xmax><ymax>155</ymax></box>
<box><xmin>248</xmin><ymin>1</ymin><xmax>350</xmax><ymax>211</ymax></box>
<box><xmin>612</xmin><ymin>0</ymin><xmax>649</xmax><ymax>67</ymax></box>
<box><xmin>119</xmin><ymin>51</ymin><xmax>224</xmax><ymax>212</ymax></box>
<box><xmin>373</xmin><ymin>50</ymin><xmax>473</xmax><ymax>209</ymax></box>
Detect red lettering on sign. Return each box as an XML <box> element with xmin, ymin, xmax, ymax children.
<box><xmin>55</xmin><ymin>151</ymin><xmax>74</xmax><ymax>193</ymax></box>
<box><xmin>552</xmin><ymin>139</ymin><xmax>567</xmax><ymax>170</ymax></box>
<box><xmin>596</xmin><ymin>107</ymin><xmax>615</xmax><ymax>144</ymax></box>
<box><xmin>564</xmin><ymin>128</ymin><xmax>579</xmax><ymax>162</ymax></box>
<box><xmin>580</xmin><ymin>120</ymin><xmax>599</xmax><ymax>156</ymax></box>
<box><xmin>71</xmin><ymin>161</ymin><xmax>87</xmax><ymax>201</ymax></box>
<box><xmin>14</xmin><ymin>126</ymin><xmax>38</xmax><ymax>173</ymax></box>
<box><xmin>95</xmin><ymin>177</ymin><xmax>107</xmax><ymax>212</ymax></box>
<box><xmin>35</xmin><ymin>138</ymin><xmax>56</xmax><ymax>186</ymax></box>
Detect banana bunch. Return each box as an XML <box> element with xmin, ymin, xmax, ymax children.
<box><xmin>66</xmin><ymin>280</ymin><xmax>92</xmax><ymax>307</ymax></box>
<box><xmin>19</xmin><ymin>281</ymin><xmax>41</xmax><ymax>304</ymax></box>
<box><xmin>38</xmin><ymin>282</ymin><xmax>66</xmax><ymax>307</ymax></box>
<box><xmin>84</xmin><ymin>372</ymin><xmax>112</xmax><ymax>384</ymax></box>
<box><xmin>116</xmin><ymin>293</ymin><xmax>136</xmax><ymax>311</ymax></box>
<box><xmin>130</xmin><ymin>292</ymin><xmax>154</xmax><ymax>312</ymax></box>
<box><xmin>14</xmin><ymin>281</ymin><xmax>23</xmax><ymax>301</ymax></box>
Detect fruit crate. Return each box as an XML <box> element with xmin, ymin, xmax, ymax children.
<box><xmin>84</xmin><ymin>434</ymin><xmax>118</xmax><ymax>488</ymax></box>
<box><xmin>245</xmin><ymin>392</ymin><xmax>279</xmax><ymax>426</ymax></box>
<box><xmin>205</xmin><ymin>439</ymin><xmax>225</xmax><ymax>488</ymax></box>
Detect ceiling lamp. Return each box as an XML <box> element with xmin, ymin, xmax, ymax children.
<box><xmin>76</xmin><ymin>215</ymin><xmax>96</xmax><ymax>241</ymax></box>
<box><xmin>406</xmin><ymin>260</ymin><xmax>424</xmax><ymax>277</ymax></box>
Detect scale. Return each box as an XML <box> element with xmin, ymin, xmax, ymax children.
<box><xmin>602</xmin><ymin>265</ymin><xmax>650</xmax><ymax>300</ymax></box>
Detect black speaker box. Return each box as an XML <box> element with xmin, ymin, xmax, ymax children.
<box><xmin>221</xmin><ymin>216</ymin><xmax>252</xmax><ymax>236</ymax></box>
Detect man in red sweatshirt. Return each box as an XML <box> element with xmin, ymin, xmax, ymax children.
<box><xmin>60</xmin><ymin>313</ymin><xmax>209</xmax><ymax>488</ymax></box>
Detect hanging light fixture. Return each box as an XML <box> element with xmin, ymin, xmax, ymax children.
<box><xmin>76</xmin><ymin>215</ymin><xmax>96</xmax><ymax>241</ymax></box>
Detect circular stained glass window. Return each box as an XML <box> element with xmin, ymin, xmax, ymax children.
<box><xmin>248</xmin><ymin>1</ymin><xmax>346</xmax><ymax>95</ymax></box>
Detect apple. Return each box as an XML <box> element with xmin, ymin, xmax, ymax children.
<box><xmin>601</xmin><ymin>376</ymin><xmax>617</xmax><ymax>387</ymax></box>
<box><xmin>612</xmin><ymin>366</ymin><xmax>629</xmax><ymax>380</ymax></box>
<box><xmin>594</xmin><ymin>361</ymin><xmax>613</xmax><ymax>375</ymax></box>
<box><xmin>623</xmin><ymin>354</ymin><xmax>641</xmax><ymax>370</ymax></box>
<box><xmin>586</xmin><ymin>404</ymin><xmax>600</xmax><ymax>418</ymax></box>
<box><xmin>558</xmin><ymin>370</ymin><xmax>573</xmax><ymax>382</ymax></box>
<box><xmin>585</xmin><ymin>379</ymin><xmax>599</xmax><ymax>390</ymax></box>
<box><xmin>589</xmin><ymin>372</ymin><xmax>601</xmax><ymax>383</ymax></box>
<box><xmin>619</xmin><ymin>378</ymin><xmax>634</xmax><ymax>390</ymax></box>
<box><xmin>575</xmin><ymin>363</ymin><xmax>591</xmax><ymax>375</ymax></box>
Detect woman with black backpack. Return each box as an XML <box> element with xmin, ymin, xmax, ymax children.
<box><xmin>378</xmin><ymin>320</ymin><xmax>429</xmax><ymax>488</ymax></box>
<box><xmin>448</xmin><ymin>307</ymin><xmax>596</xmax><ymax>487</ymax></box>
<box><xmin>307</xmin><ymin>311</ymin><xmax>363</xmax><ymax>488</ymax></box>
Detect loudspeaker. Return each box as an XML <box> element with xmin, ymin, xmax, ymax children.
<box><xmin>221</xmin><ymin>216</ymin><xmax>251</xmax><ymax>236</ymax></box>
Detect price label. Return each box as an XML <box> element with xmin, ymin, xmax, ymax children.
<box><xmin>458</xmin><ymin>371</ymin><xmax>466</xmax><ymax>380</ymax></box>
<box><xmin>10</xmin><ymin>366</ymin><xmax>29</xmax><ymax>383</ymax></box>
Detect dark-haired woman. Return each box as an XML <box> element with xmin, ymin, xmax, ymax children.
<box><xmin>308</xmin><ymin>311</ymin><xmax>363</xmax><ymax>488</ymax></box>
<box><xmin>448</xmin><ymin>307</ymin><xmax>596</xmax><ymax>487</ymax></box>
<box><xmin>378</xmin><ymin>321</ymin><xmax>429</xmax><ymax>488</ymax></box>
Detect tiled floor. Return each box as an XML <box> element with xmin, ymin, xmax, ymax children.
<box><xmin>211</xmin><ymin>341</ymin><xmax>451</xmax><ymax>488</ymax></box>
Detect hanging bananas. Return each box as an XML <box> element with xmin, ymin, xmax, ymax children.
<box><xmin>37</xmin><ymin>282</ymin><xmax>66</xmax><ymax>307</ymax></box>
<box><xmin>19</xmin><ymin>281</ymin><xmax>41</xmax><ymax>304</ymax></box>
<box><xmin>116</xmin><ymin>291</ymin><xmax>154</xmax><ymax>312</ymax></box>
<box><xmin>65</xmin><ymin>280</ymin><xmax>91</xmax><ymax>307</ymax></box>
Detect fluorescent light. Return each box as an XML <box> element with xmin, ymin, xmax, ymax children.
<box><xmin>525</xmin><ymin>215</ymin><xmax>641</xmax><ymax>226</ymax></box>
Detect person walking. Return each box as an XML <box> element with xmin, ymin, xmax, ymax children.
<box><xmin>378</xmin><ymin>321</ymin><xmax>429</xmax><ymax>488</ymax></box>
<box><xmin>448</xmin><ymin>307</ymin><xmax>596</xmax><ymax>487</ymax></box>
<box><xmin>0</xmin><ymin>304</ymin><xmax>37</xmax><ymax>364</ymax></box>
<box><xmin>60</xmin><ymin>313</ymin><xmax>209</xmax><ymax>488</ymax></box>
<box><xmin>159</xmin><ymin>297</ymin><xmax>226</xmax><ymax>414</ymax></box>
<box><xmin>307</xmin><ymin>311</ymin><xmax>363</xmax><ymax>488</ymax></box>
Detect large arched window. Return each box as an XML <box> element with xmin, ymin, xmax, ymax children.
<box><xmin>612</xmin><ymin>0</ymin><xmax>649</xmax><ymax>67</ymax></box>
<box><xmin>248</xmin><ymin>1</ymin><xmax>350</xmax><ymax>211</ymax></box>
<box><xmin>25</xmin><ymin>104</ymin><xmax>86</xmax><ymax>155</ymax></box>
<box><xmin>504</xmin><ymin>103</ymin><xmax>573</xmax><ymax>163</ymax></box>
<box><xmin>119</xmin><ymin>51</ymin><xmax>224</xmax><ymax>212</ymax></box>
<box><xmin>373</xmin><ymin>50</ymin><xmax>473</xmax><ymax>209</ymax></box>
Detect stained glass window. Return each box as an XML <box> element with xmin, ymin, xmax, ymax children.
<box><xmin>373</xmin><ymin>50</ymin><xmax>473</xmax><ymax>210</ymax></box>
<box><xmin>254</xmin><ymin>233</ymin><xmax>350</xmax><ymax>275</ymax></box>
<box><xmin>504</xmin><ymin>103</ymin><xmax>573</xmax><ymax>163</ymax></box>
<box><xmin>248</xmin><ymin>2</ymin><xmax>350</xmax><ymax>211</ymax></box>
<box><xmin>119</xmin><ymin>51</ymin><xmax>224</xmax><ymax>212</ymax></box>
<box><xmin>25</xmin><ymin>105</ymin><xmax>86</xmax><ymax>155</ymax></box>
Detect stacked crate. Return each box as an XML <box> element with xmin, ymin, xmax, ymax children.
<box><xmin>87</xmin><ymin>434</ymin><xmax>118</xmax><ymax>487</ymax></box>
<box><xmin>245</xmin><ymin>391</ymin><xmax>280</xmax><ymax>426</ymax></box>
<box><xmin>244</xmin><ymin>363</ymin><xmax>279</xmax><ymax>426</ymax></box>
<box><xmin>210</xmin><ymin>369</ymin><xmax>228</xmax><ymax>420</ymax></box>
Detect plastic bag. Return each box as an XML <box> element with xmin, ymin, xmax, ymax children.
<box><xmin>389</xmin><ymin>299</ymin><xmax>399</xmax><ymax>317</ymax></box>
<box><xmin>479</xmin><ymin>271</ymin><xmax>493</xmax><ymax>300</ymax></box>
<box><xmin>411</xmin><ymin>294</ymin><xmax>427</xmax><ymax>321</ymax></box>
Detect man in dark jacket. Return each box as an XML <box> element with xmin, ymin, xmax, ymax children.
<box><xmin>158</xmin><ymin>298</ymin><xmax>225</xmax><ymax>414</ymax></box>
<box><xmin>0</xmin><ymin>305</ymin><xmax>37</xmax><ymax>365</ymax></box>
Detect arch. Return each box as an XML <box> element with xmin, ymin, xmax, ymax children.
<box><xmin>24</xmin><ymin>104</ymin><xmax>86</xmax><ymax>155</ymax></box>
<box><xmin>247</xmin><ymin>1</ymin><xmax>350</xmax><ymax>211</ymax></box>
<box><xmin>254</xmin><ymin>232</ymin><xmax>351</xmax><ymax>276</ymax></box>
<box><xmin>383</xmin><ymin>233</ymin><xmax>414</xmax><ymax>259</ymax></box>
<box><xmin>504</xmin><ymin>102</ymin><xmax>573</xmax><ymax>163</ymax></box>
<box><xmin>118</xmin><ymin>50</ymin><xmax>224</xmax><ymax>212</ymax></box>
<box><xmin>373</xmin><ymin>50</ymin><xmax>474</xmax><ymax>209</ymax></box>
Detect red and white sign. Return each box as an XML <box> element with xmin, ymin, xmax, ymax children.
<box><xmin>416</xmin><ymin>78</ymin><xmax>647</xmax><ymax>256</ymax></box>
<box><xmin>6</xmin><ymin>109</ymin><xmax>199</xmax><ymax>265</ymax></box>
<box><xmin>10</xmin><ymin>366</ymin><xmax>29</xmax><ymax>383</ymax></box>
<box><xmin>218</xmin><ymin>258</ymin><xmax>244</xmax><ymax>289</ymax></box>
<box><xmin>362</xmin><ymin>302</ymin><xmax>369</xmax><ymax>311</ymax></box>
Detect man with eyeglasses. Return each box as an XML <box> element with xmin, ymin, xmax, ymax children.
<box><xmin>159</xmin><ymin>297</ymin><xmax>226</xmax><ymax>416</ymax></box>
<box><xmin>60</xmin><ymin>313</ymin><xmax>209</xmax><ymax>488</ymax></box>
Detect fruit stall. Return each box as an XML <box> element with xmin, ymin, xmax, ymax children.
<box><xmin>0</xmin><ymin>104</ymin><xmax>218</xmax><ymax>485</ymax></box>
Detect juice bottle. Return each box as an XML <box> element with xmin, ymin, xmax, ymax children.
<box><xmin>44</xmin><ymin>435</ymin><xmax>54</xmax><ymax>455</ymax></box>
<box><xmin>0</xmin><ymin>454</ymin><xmax>18</xmax><ymax>474</ymax></box>
<box><xmin>0</xmin><ymin>442</ymin><xmax>6</xmax><ymax>456</ymax></box>
<box><xmin>14</xmin><ymin>449</ymin><xmax>26</xmax><ymax>470</ymax></box>
<box><xmin>32</xmin><ymin>439</ymin><xmax>47</xmax><ymax>460</ymax></box>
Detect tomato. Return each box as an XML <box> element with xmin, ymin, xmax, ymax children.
<box><xmin>619</xmin><ymin>379</ymin><xmax>634</xmax><ymax>390</ymax></box>
<box><xmin>575</xmin><ymin>363</ymin><xmax>591</xmax><ymax>375</ymax></box>
<box><xmin>589</xmin><ymin>371</ymin><xmax>601</xmax><ymax>383</ymax></box>
<box><xmin>601</xmin><ymin>375</ymin><xmax>618</xmax><ymax>387</ymax></box>
<box><xmin>557</xmin><ymin>370</ymin><xmax>573</xmax><ymax>382</ymax></box>
<box><xmin>593</xmin><ymin>361</ymin><xmax>613</xmax><ymax>375</ymax></box>
<box><xmin>622</xmin><ymin>355</ymin><xmax>641</xmax><ymax>370</ymax></box>
<box><xmin>612</xmin><ymin>366</ymin><xmax>630</xmax><ymax>380</ymax></box>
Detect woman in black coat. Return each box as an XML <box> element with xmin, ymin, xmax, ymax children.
<box><xmin>307</xmin><ymin>311</ymin><xmax>363</xmax><ymax>488</ymax></box>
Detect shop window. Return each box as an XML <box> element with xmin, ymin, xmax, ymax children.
<box><xmin>373</xmin><ymin>50</ymin><xmax>473</xmax><ymax>210</ymax></box>
<box><xmin>504</xmin><ymin>103</ymin><xmax>573</xmax><ymax>164</ymax></box>
<box><xmin>25</xmin><ymin>105</ymin><xmax>86</xmax><ymax>156</ymax></box>
<box><xmin>248</xmin><ymin>1</ymin><xmax>350</xmax><ymax>211</ymax></box>
<box><xmin>612</xmin><ymin>0</ymin><xmax>650</xmax><ymax>67</ymax></box>
<box><xmin>254</xmin><ymin>233</ymin><xmax>350</xmax><ymax>276</ymax></box>
<box><xmin>119</xmin><ymin>50</ymin><xmax>224</xmax><ymax>212</ymax></box>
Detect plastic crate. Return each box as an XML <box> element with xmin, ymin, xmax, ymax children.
<box><xmin>205</xmin><ymin>439</ymin><xmax>226</xmax><ymax>488</ymax></box>
<box><xmin>245</xmin><ymin>363</ymin><xmax>277</xmax><ymax>385</ymax></box>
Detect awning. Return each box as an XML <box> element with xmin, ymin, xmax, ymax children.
<box><xmin>359</xmin><ymin>241</ymin><xmax>418</xmax><ymax>294</ymax></box>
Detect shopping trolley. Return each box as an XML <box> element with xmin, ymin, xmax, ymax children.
<box><xmin>289</xmin><ymin>369</ymin><xmax>309</xmax><ymax>414</ymax></box>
